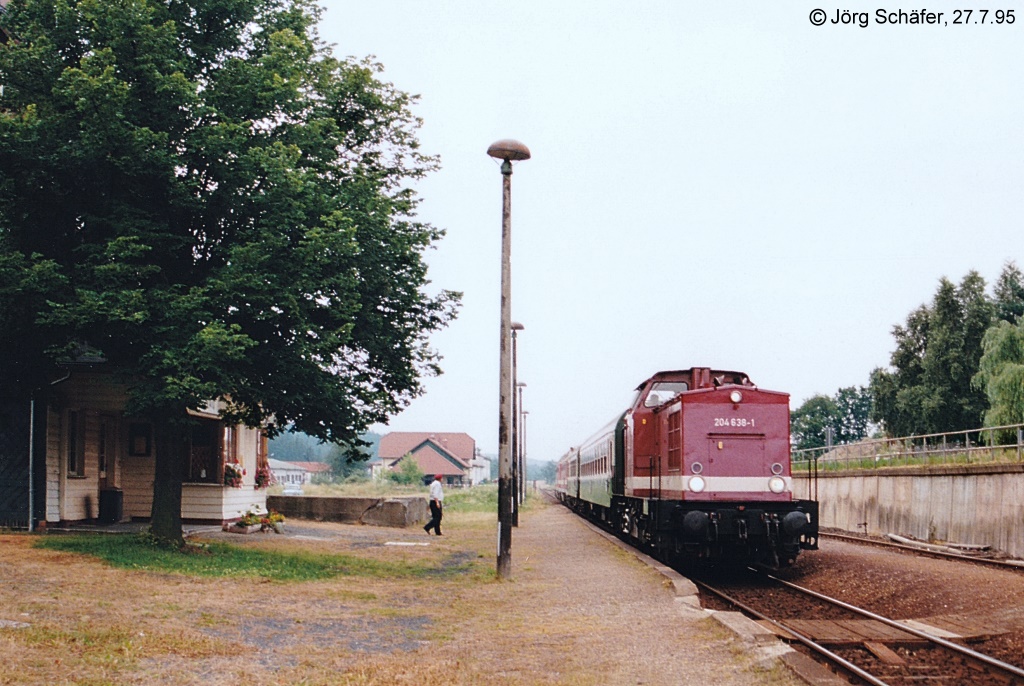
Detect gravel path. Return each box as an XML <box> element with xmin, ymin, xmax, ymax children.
<box><xmin>466</xmin><ymin>504</ymin><xmax>803</xmax><ymax>686</ymax></box>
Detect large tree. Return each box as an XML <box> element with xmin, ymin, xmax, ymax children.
<box><xmin>870</xmin><ymin>271</ymin><xmax>993</xmax><ymax>436</ymax></box>
<box><xmin>973</xmin><ymin>318</ymin><xmax>1024</xmax><ymax>434</ymax></box>
<box><xmin>0</xmin><ymin>0</ymin><xmax>458</xmax><ymax>543</ymax></box>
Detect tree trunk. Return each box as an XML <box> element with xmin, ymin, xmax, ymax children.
<box><xmin>150</xmin><ymin>420</ymin><xmax>187</xmax><ymax>546</ymax></box>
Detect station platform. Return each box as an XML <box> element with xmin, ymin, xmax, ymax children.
<box><xmin>494</xmin><ymin>502</ymin><xmax>827</xmax><ymax>685</ymax></box>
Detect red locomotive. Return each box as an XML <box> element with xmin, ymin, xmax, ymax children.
<box><xmin>555</xmin><ymin>367</ymin><xmax>818</xmax><ymax>567</ymax></box>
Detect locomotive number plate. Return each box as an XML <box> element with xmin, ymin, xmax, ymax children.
<box><xmin>713</xmin><ymin>417</ymin><xmax>755</xmax><ymax>428</ymax></box>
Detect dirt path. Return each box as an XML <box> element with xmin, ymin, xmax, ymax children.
<box><xmin>442</xmin><ymin>503</ymin><xmax>802</xmax><ymax>685</ymax></box>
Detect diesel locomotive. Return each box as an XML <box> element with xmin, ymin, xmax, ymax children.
<box><xmin>555</xmin><ymin>367</ymin><xmax>818</xmax><ymax>568</ymax></box>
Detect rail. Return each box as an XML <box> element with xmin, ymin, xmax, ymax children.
<box><xmin>792</xmin><ymin>423</ymin><xmax>1024</xmax><ymax>471</ymax></box>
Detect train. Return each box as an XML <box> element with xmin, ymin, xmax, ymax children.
<box><xmin>555</xmin><ymin>367</ymin><xmax>818</xmax><ymax>568</ymax></box>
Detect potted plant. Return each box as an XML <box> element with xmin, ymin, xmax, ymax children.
<box><xmin>224</xmin><ymin>463</ymin><xmax>243</xmax><ymax>488</ymax></box>
<box><xmin>224</xmin><ymin>508</ymin><xmax>262</xmax><ymax>534</ymax></box>
<box><xmin>261</xmin><ymin>510</ymin><xmax>286</xmax><ymax>534</ymax></box>
<box><xmin>254</xmin><ymin>464</ymin><xmax>273</xmax><ymax>489</ymax></box>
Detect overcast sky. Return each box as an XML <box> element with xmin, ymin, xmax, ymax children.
<box><xmin>320</xmin><ymin>2</ymin><xmax>1023</xmax><ymax>463</ymax></box>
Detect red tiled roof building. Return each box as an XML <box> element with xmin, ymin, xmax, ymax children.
<box><xmin>377</xmin><ymin>432</ymin><xmax>475</xmax><ymax>485</ymax></box>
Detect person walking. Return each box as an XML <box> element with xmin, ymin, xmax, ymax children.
<box><xmin>424</xmin><ymin>473</ymin><xmax>444</xmax><ymax>535</ymax></box>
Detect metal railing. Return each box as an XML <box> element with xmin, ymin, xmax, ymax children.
<box><xmin>792</xmin><ymin>423</ymin><xmax>1024</xmax><ymax>471</ymax></box>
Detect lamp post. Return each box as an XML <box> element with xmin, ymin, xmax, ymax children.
<box><xmin>521</xmin><ymin>409</ymin><xmax>529</xmax><ymax>501</ymax></box>
<box><xmin>517</xmin><ymin>382</ymin><xmax>527</xmax><ymax>505</ymax></box>
<box><xmin>512</xmin><ymin>378</ymin><xmax>525</xmax><ymax>526</ymax></box>
<box><xmin>488</xmin><ymin>139</ymin><xmax>530</xmax><ymax>579</ymax></box>
<box><xmin>511</xmin><ymin>322</ymin><xmax>524</xmax><ymax>528</ymax></box>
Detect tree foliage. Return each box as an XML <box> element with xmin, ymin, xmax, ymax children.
<box><xmin>973</xmin><ymin>318</ymin><xmax>1024</xmax><ymax>435</ymax></box>
<box><xmin>870</xmin><ymin>271</ymin><xmax>994</xmax><ymax>436</ymax></box>
<box><xmin>790</xmin><ymin>386</ymin><xmax>872</xmax><ymax>451</ymax></box>
<box><xmin>386</xmin><ymin>455</ymin><xmax>425</xmax><ymax>485</ymax></box>
<box><xmin>993</xmin><ymin>260</ymin><xmax>1024</xmax><ymax>324</ymax></box>
<box><xmin>0</xmin><ymin>0</ymin><xmax>458</xmax><ymax>542</ymax></box>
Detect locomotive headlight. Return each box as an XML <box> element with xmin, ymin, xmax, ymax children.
<box><xmin>688</xmin><ymin>475</ymin><xmax>706</xmax><ymax>493</ymax></box>
<box><xmin>729</xmin><ymin>390</ymin><xmax>743</xmax><ymax>404</ymax></box>
<box><xmin>768</xmin><ymin>476</ymin><xmax>786</xmax><ymax>493</ymax></box>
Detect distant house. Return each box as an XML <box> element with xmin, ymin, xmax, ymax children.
<box><xmin>268</xmin><ymin>458</ymin><xmax>307</xmax><ymax>487</ymax></box>
<box><xmin>291</xmin><ymin>461</ymin><xmax>333</xmax><ymax>482</ymax></box>
<box><xmin>467</xmin><ymin>449</ymin><xmax>491</xmax><ymax>486</ymax></box>
<box><xmin>0</xmin><ymin>370</ymin><xmax>269</xmax><ymax>529</ymax></box>
<box><xmin>377</xmin><ymin>432</ymin><xmax>476</xmax><ymax>486</ymax></box>
<box><xmin>268</xmin><ymin>459</ymin><xmax>332</xmax><ymax>486</ymax></box>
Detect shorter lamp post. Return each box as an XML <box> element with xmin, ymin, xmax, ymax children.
<box><xmin>520</xmin><ymin>409</ymin><xmax>529</xmax><ymax>501</ymax></box>
<box><xmin>511</xmin><ymin>321</ymin><xmax>524</xmax><ymax>527</ymax></box>
<box><xmin>513</xmin><ymin>379</ymin><xmax>526</xmax><ymax>525</ymax></box>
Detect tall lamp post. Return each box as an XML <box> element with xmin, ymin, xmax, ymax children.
<box><xmin>488</xmin><ymin>139</ymin><xmax>530</xmax><ymax>579</ymax></box>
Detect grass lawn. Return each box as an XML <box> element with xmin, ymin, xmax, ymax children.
<box><xmin>0</xmin><ymin>490</ymin><xmax>528</xmax><ymax>685</ymax></box>
<box><xmin>35</xmin><ymin>534</ymin><xmax>442</xmax><ymax>581</ymax></box>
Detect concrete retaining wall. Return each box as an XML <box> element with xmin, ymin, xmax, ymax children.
<box><xmin>266</xmin><ymin>495</ymin><xmax>428</xmax><ymax>528</ymax></box>
<box><xmin>794</xmin><ymin>464</ymin><xmax>1024</xmax><ymax>559</ymax></box>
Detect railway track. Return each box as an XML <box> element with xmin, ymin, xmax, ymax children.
<box><xmin>696</xmin><ymin>569</ymin><xmax>1024</xmax><ymax>685</ymax></box>
<box><xmin>820</xmin><ymin>531</ymin><xmax>1024</xmax><ymax>573</ymax></box>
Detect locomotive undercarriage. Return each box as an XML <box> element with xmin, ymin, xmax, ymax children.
<box><xmin>566</xmin><ymin>494</ymin><xmax>818</xmax><ymax>569</ymax></box>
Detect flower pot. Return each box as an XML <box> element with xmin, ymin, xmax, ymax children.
<box><xmin>272</xmin><ymin>522</ymin><xmax>284</xmax><ymax>534</ymax></box>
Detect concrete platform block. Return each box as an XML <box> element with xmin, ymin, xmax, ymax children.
<box><xmin>360</xmin><ymin>497</ymin><xmax>428</xmax><ymax>527</ymax></box>
<box><xmin>267</xmin><ymin>495</ymin><xmax>428</xmax><ymax>528</ymax></box>
<box><xmin>710</xmin><ymin>610</ymin><xmax>779</xmax><ymax>645</ymax></box>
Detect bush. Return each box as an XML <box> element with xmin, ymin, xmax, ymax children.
<box><xmin>386</xmin><ymin>456</ymin><xmax>425</xmax><ymax>485</ymax></box>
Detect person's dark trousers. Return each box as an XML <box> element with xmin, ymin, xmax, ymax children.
<box><xmin>424</xmin><ymin>501</ymin><xmax>443</xmax><ymax>535</ymax></box>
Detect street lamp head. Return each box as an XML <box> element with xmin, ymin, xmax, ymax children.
<box><xmin>511</xmin><ymin>321</ymin><xmax>525</xmax><ymax>331</ymax></box>
<box><xmin>516</xmin><ymin>382</ymin><xmax>527</xmax><ymax>388</ymax></box>
<box><xmin>487</xmin><ymin>139</ymin><xmax>531</xmax><ymax>162</ymax></box>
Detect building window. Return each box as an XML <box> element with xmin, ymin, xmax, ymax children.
<box><xmin>67</xmin><ymin>410</ymin><xmax>85</xmax><ymax>477</ymax></box>
<box><xmin>186</xmin><ymin>421</ymin><xmax>220</xmax><ymax>484</ymax></box>
<box><xmin>222</xmin><ymin>425</ymin><xmax>237</xmax><ymax>464</ymax></box>
<box><xmin>129</xmin><ymin>423</ymin><xmax>152</xmax><ymax>456</ymax></box>
<box><xmin>98</xmin><ymin>418</ymin><xmax>110</xmax><ymax>477</ymax></box>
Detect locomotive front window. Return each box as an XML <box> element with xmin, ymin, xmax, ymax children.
<box><xmin>643</xmin><ymin>382</ymin><xmax>689</xmax><ymax>407</ymax></box>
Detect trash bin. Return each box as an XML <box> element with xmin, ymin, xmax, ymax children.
<box><xmin>99</xmin><ymin>488</ymin><xmax>123</xmax><ymax>524</ymax></box>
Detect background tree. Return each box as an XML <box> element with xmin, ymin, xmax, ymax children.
<box><xmin>790</xmin><ymin>394</ymin><xmax>838</xmax><ymax>450</ymax></box>
<box><xmin>973</xmin><ymin>318</ymin><xmax>1024</xmax><ymax>438</ymax></box>
<box><xmin>791</xmin><ymin>386</ymin><xmax>873</xmax><ymax>451</ymax></box>
<box><xmin>832</xmin><ymin>385</ymin><xmax>873</xmax><ymax>444</ymax></box>
<box><xmin>870</xmin><ymin>272</ymin><xmax>993</xmax><ymax>436</ymax></box>
<box><xmin>386</xmin><ymin>455</ymin><xmax>426</xmax><ymax>486</ymax></box>
<box><xmin>993</xmin><ymin>260</ymin><xmax>1024</xmax><ymax>324</ymax></box>
<box><xmin>0</xmin><ymin>0</ymin><xmax>458</xmax><ymax>544</ymax></box>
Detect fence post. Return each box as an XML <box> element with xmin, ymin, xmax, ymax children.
<box><xmin>1018</xmin><ymin>428</ymin><xmax>1022</xmax><ymax>463</ymax></box>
